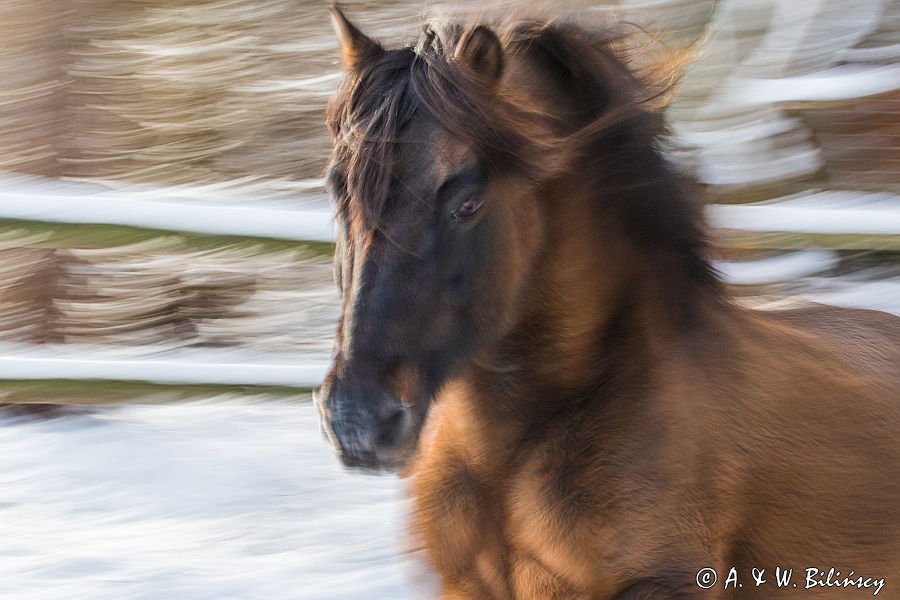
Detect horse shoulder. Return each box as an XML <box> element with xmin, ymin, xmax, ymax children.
<box><xmin>504</xmin><ymin>385</ymin><xmax>721</xmax><ymax>597</ymax></box>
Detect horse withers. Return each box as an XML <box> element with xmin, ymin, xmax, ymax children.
<box><xmin>315</xmin><ymin>6</ymin><xmax>900</xmax><ymax>599</ymax></box>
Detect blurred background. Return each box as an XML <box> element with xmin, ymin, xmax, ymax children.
<box><xmin>0</xmin><ymin>1</ymin><xmax>897</xmax><ymax>598</ymax></box>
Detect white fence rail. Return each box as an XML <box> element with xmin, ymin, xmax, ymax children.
<box><xmin>0</xmin><ymin>179</ymin><xmax>898</xmax><ymax>388</ymax></box>
<box><xmin>0</xmin><ymin>345</ymin><xmax>329</xmax><ymax>388</ymax></box>
<box><xmin>2</xmin><ymin>179</ymin><xmax>900</xmax><ymax>242</ymax></box>
<box><xmin>0</xmin><ymin>183</ymin><xmax>335</xmax><ymax>242</ymax></box>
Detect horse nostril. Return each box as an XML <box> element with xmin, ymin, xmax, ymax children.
<box><xmin>376</xmin><ymin>406</ymin><xmax>408</xmax><ymax>448</ymax></box>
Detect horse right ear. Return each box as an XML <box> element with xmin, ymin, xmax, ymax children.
<box><xmin>329</xmin><ymin>4</ymin><xmax>380</xmax><ymax>69</ymax></box>
<box><xmin>455</xmin><ymin>25</ymin><xmax>504</xmax><ymax>84</ymax></box>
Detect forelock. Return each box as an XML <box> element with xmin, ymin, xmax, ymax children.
<box><xmin>326</xmin><ymin>21</ymin><xmax>544</xmax><ymax>231</ymax></box>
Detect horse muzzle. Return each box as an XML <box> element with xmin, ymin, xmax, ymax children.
<box><xmin>315</xmin><ymin>375</ymin><xmax>418</xmax><ymax>473</ymax></box>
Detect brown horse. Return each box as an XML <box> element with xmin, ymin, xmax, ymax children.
<box><xmin>315</xmin><ymin>6</ymin><xmax>900</xmax><ymax>599</ymax></box>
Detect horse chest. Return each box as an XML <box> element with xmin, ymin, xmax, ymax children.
<box><xmin>414</xmin><ymin>451</ymin><xmax>631</xmax><ymax>599</ymax></box>
<box><xmin>504</xmin><ymin>454</ymin><xmax>632</xmax><ymax>598</ymax></box>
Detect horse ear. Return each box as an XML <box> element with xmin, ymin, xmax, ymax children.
<box><xmin>455</xmin><ymin>25</ymin><xmax>504</xmax><ymax>84</ymax></box>
<box><xmin>329</xmin><ymin>4</ymin><xmax>379</xmax><ymax>70</ymax></box>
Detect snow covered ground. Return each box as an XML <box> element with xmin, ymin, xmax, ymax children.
<box><xmin>0</xmin><ymin>399</ymin><xmax>416</xmax><ymax>600</ymax></box>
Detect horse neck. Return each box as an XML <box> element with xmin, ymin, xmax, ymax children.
<box><xmin>443</xmin><ymin>168</ymin><xmax>723</xmax><ymax>473</ymax></box>
<box><xmin>521</xmin><ymin>170</ymin><xmax>703</xmax><ymax>387</ymax></box>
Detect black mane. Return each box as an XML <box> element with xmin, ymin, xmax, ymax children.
<box><xmin>326</xmin><ymin>19</ymin><xmax>720</xmax><ymax>299</ymax></box>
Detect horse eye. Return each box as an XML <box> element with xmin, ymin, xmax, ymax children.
<box><xmin>452</xmin><ymin>196</ymin><xmax>484</xmax><ymax>221</ymax></box>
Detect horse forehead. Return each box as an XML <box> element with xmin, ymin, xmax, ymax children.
<box><xmin>397</xmin><ymin>115</ymin><xmax>472</xmax><ymax>187</ymax></box>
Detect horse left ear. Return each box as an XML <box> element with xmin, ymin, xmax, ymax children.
<box><xmin>455</xmin><ymin>25</ymin><xmax>504</xmax><ymax>84</ymax></box>
<box><xmin>329</xmin><ymin>4</ymin><xmax>380</xmax><ymax>69</ymax></box>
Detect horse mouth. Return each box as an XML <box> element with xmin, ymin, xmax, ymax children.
<box><xmin>334</xmin><ymin>427</ymin><xmax>422</xmax><ymax>475</ymax></box>
<box><xmin>314</xmin><ymin>386</ymin><xmax>425</xmax><ymax>475</ymax></box>
<box><xmin>337</xmin><ymin>440</ymin><xmax>419</xmax><ymax>475</ymax></box>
